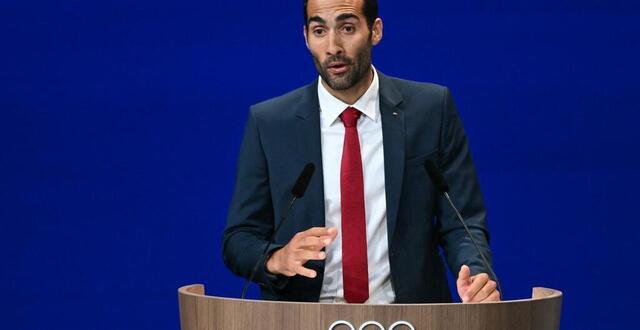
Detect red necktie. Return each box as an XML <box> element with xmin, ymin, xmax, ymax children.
<box><xmin>339</xmin><ymin>107</ymin><xmax>369</xmax><ymax>303</ymax></box>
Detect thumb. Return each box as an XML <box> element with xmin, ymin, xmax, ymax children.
<box><xmin>457</xmin><ymin>265</ymin><xmax>471</xmax><ymax>286</ymax></box>
<box><xmin>457</xmin><ymin>265</ymin><xmax>472</xmax><ymax>302</ymax></box>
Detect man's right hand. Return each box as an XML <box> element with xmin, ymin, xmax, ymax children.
<box><xmin>265</xmin><ymin>227</ymin><xmax>338</xmax><ymax>278</ymax></box>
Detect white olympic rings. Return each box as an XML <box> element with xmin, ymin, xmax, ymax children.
<box><xmin>327</xmin><ymin>320</ymin><xmax>415</xmax><ymax>330</ymax></box>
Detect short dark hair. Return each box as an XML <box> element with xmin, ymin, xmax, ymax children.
<box><xmin>303</xmin><ymin>0</ymin><xmax>378</xmax><ymax>29</ymax></box>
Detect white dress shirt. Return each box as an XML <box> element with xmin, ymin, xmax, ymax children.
<box><xmin>318</xmin><ymin>67</ymin><xmax>395</xmax><ymax>304</ymax></box>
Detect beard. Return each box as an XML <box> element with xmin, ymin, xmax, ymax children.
<box><xmin>313</xmin><ymin>41</ymin><xmax>372</xmax><ymax>91</ymax></box>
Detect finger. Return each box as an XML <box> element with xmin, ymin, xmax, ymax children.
<box><xmin>456</xmin><ymin>265</ymin><xmax>472</xmax><ymax>302</ymax></box>
<box><xmin>458</xmin><ymin>265</ymin><xmax>470</xmax><ymax>280</ymax></box>
<box><xmin>295</xmin><ymin>265</ymin><xmax>317</xmax><ymax>278</ymax></box>
<box><xmin>300</xmin><ymin>228</ymin><xmax>338</xmax><ymax>247</ymax></box>
<box><xmin>296</xmin><ymin>249</ymin><xmax>326</xmax><ymax>261</ymax></box>
<box><xmin>457</xmin><ymin>265</ymin><xmax>471</xmax><ymax>287</ymax></box>
<box><xmin>463</xmin><ymin>273</ymin><xmax>489</xmax><ymax>302</ymax></box>
<box><xmin>481</xmin><ymin>290</ymin><xmax>501</xmax><ymax>303</ymax></box>
<box><xmin>302</xmin><ymin>227</ymin><xmax>335</xmax><ymax>237</ymax></box>
<box><xmin>471</xmin><ymin>280</ymin><xmax>497</xmax><ymax>302</ymax></box>
<box><xmin>318</xmin><ymin>233</ymin><xmax>338</xmax><ymax>246</ymax></box>
<box><xmin>298</xmin><ymin>236</ymin><xmax>325</xmax><ymax>250</ymax></box>
<box><xmin>281</xmin><ymin>269</ymin><xmax>297</xmax><ymax>277</ymax></box>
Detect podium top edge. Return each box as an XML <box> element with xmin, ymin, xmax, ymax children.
<box><xmin>178</xmin><ymin>284</ymin><xmax>562</xmax><ymax>306</ymax></box>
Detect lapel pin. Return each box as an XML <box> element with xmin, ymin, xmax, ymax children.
<box><xmin>392</xmin><ymin>111</ymin><xmax>398</xmax><ymax>116</ymax></box>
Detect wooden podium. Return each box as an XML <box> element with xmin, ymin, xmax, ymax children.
<box><xmin>178</xmin><ymin>284</ymin><xmax>561</xmax><ymax>330</ymax></box>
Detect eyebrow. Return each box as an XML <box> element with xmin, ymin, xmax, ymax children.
<box><xmin>307</xmin><ymin>13</ymin><xmax>360</xmax><ymax>26</ymax></box>
<box><xmin>308</xmin><ymin>16</ymin><xmax>326</xmax><ymax>25</ymax></box>
<box><xmin>336</xmin><ymin>13</ymin><xmax>359</xmax><ymax>22</ymax></box>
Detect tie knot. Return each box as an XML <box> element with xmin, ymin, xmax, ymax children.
<box><xmin>340</xmin><ymin>107</ymin><xmax>361</xmax><ymax>128</ymax></box>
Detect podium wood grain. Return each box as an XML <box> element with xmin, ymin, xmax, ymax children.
<box><xmin>178</xmin><ymin>284</ymin><xmax>562</xmax><ymax>330</ymax></box>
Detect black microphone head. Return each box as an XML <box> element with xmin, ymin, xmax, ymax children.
<box><xmin>291</xmin><ymin>163</ymin><xmax>315</xmax><ymax>198</ymax></box>
<box><xmin>424</xmin><ymin>160</ymin><xmax>449</xmax><ymax>193</ymax></box>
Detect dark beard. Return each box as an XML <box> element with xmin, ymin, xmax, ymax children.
<box><xmin>314</xmin><ymin>42</ymin><xmax>372</xmax><ymax>91</ymax></box>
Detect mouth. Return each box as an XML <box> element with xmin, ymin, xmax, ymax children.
<box><xmin>326</xmin><ymin>62</ymin><xmax>350</xmax><ymax>75</ymax></box>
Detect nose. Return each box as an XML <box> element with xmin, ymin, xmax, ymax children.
<box><xmin>326</xmin><ymin>30</ymin><xmax>343</xmax><ymax>56</ymax></box>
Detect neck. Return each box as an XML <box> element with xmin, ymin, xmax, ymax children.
<box><xmin>322</xmin><ymin>67</ymin><xmax>374</xmax><ymax>105</ymax></box>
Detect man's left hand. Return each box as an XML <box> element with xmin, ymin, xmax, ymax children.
<box><xmin>456</xmin><ymin>265</ymin><xmax>500</xmax><ymax>303</ymax></box>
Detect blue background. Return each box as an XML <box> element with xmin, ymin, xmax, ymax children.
<box><xmin>2</xmin><ymin>1</ymin><xmax>639</xmax><ymax>329</ymax></box>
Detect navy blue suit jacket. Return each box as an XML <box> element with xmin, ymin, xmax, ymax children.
<box><xmin>222</xmin><ymin>72</ymin><xmax>492</xmax><ymax>303</ymax></box>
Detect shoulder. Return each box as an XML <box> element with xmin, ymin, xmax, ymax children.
<box><xmin>250</xmin><ymin>82</ymin><xmax>316</xmax><ymax>120</ymax></box>
<box><xmin>378</xmin><ymin>73</ymin><xmax>452</xmax><ymax>114</ymax></box>
<box><xmin>381</xmin><ymin>73</ymin><xmax>449</xmax><ymax>102</ymax></box>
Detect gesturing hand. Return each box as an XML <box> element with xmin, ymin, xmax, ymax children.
<box><xmin>266</xmin><ymin>227</ymin><xmax>338</xmax><ymax>278</ymax></box>
<box><xmin>457</xmin><ymin>265</ymin><xmax>501</xmax><ymax>303</ymax></box>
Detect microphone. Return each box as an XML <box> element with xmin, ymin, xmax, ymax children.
<box><xmin>291</xmin><ymin>163</ymin><xmax>315</xmax><ymax>198</ymax></box>
<box><xmin>424</xmin><ymin>160</ymin><xmax>449</xmax><ymax>193</ymax></box>
<box><xmin>424</xmin><ymin>160</ymin><xmax>503</xmax><ymax>298</ymax></box>
<box><xmin>241</xmin><ymin>163</ymin><xmax>315</xmax><ymax>299</ymax></box>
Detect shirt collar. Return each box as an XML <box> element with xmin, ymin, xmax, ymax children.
<box><xmin>317</xmin><ymin>66</ymin><xmax>380</xmax><ymax>126</ymax></box>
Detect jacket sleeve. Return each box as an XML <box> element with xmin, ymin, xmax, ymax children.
<box><xmin>222</xmin><ymin>107</ymin><xmax>287</xmax><ymax>290</ymax></box>
<box><xmin>436</xmin><ymin>88</ymin><xmax>494</xmax><ymax>278</ymax></box>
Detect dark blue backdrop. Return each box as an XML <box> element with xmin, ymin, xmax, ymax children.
<box><xmin>2</xmin><ymin>1</ymin><xmax>639</xmax><ymax>329</ymax></box>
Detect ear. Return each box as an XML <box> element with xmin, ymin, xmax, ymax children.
<box><xmin>371</xmin><ymin>18</ymin><xmax>383</xmax><ymax>46</ymax></box>
<box><xmin>303</xmin><ymin>25</ymin><xmax>310</xmax><ymax>49</ymax></box>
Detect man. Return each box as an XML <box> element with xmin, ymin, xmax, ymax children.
<box><xmin>222</xmin><ymin>0</ymin><xmax>500</xmax><ymax>304</ymax></box>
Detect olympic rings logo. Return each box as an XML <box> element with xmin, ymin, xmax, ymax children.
<box><xmin>328</xmin><ymin>320</ymin><xmax>415</xmax><ymax>330</ymax></box>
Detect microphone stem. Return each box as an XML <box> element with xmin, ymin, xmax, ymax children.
<box><xmin>241</xmin><ymin>196</ymin><xmax>297</xmax><ymax>299</ymax></box>
<box><xmin>272</xmin><ymin>197</ymin><xmax>297</xmax><ymax>240</ymax></box>
<box><xmin>443</xmin><ymin>192</ymin><xmax>503</xmax><ymax>298</ymax></box>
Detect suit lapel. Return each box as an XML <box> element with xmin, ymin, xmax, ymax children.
<box><xmin>378</xmin><ymin>73</ymin><xmax>405</xmax><ymax>247</ymax></box>
<box><xmin>292</xmin><ymin>73</ymin><xmax>405</xmax><ymax>242</ymax></box>
<box><xmin>295</xmin><ymin>80</ymin><xmax>326</xmax><ymax>228</ymax></box>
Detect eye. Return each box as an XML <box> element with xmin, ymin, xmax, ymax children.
<box><xmin>342</xmin><ymin>25</ymin><xmax>356</xmax><ymax>33</ymax></box>
<box><xmin>312</xmin><ymin>27</ymin><xmax>327</xmax><ymax>37</ymax></box>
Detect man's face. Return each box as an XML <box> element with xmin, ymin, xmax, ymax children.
<box><xmin>304</xmin><ymin>0</ymin><xmax>380</xmax><ymax>91</ymax></box>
